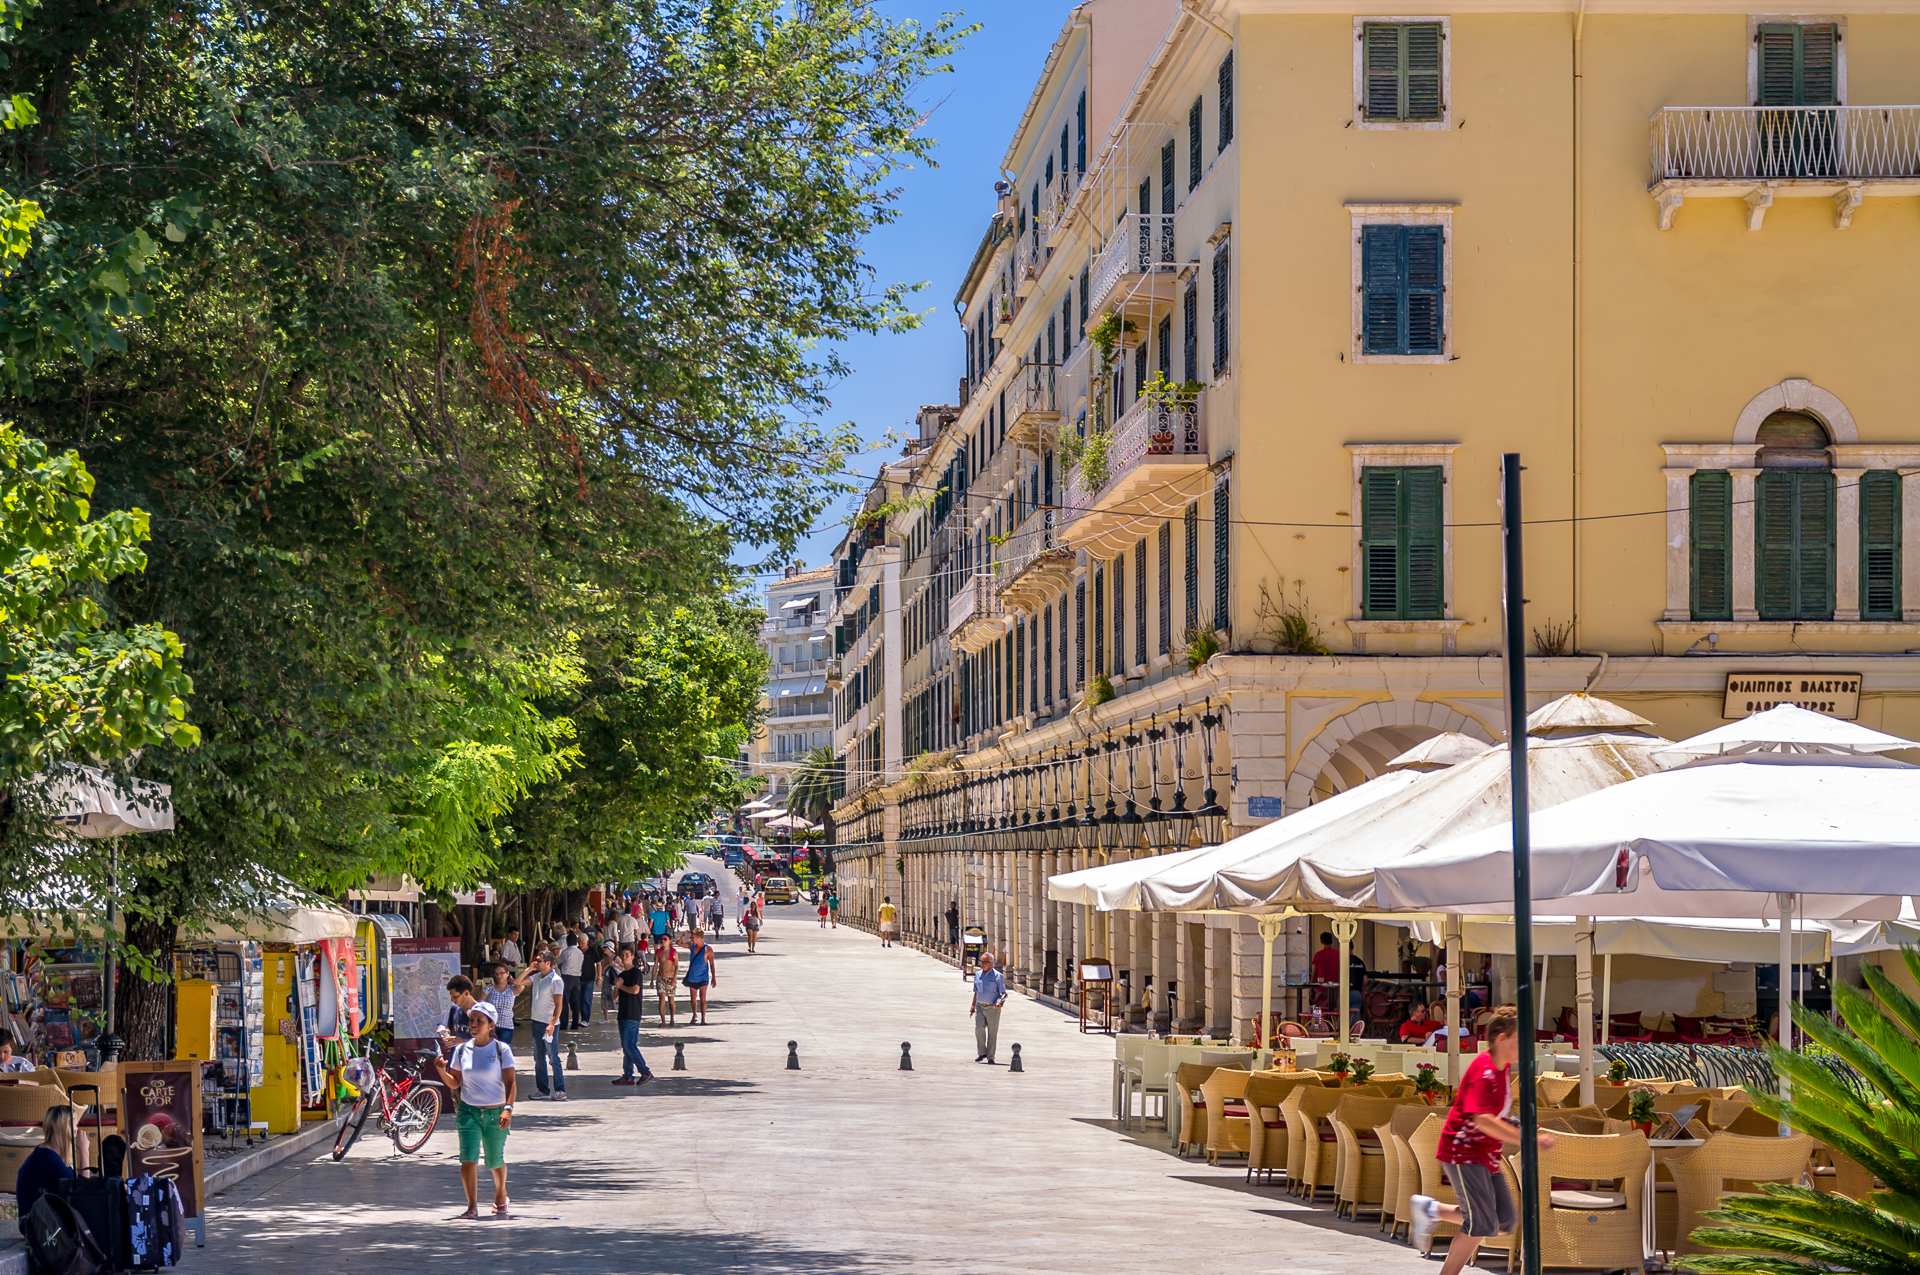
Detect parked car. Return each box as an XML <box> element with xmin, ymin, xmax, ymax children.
<box><xmin>676</xmin><ymin>872</ymin><xmax>715</xmax><ymax>897</ymax></box>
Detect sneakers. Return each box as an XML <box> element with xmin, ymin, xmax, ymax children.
<box><xmin>1409</xmin><ymin>1195</ymin><xmax>1439</xmax><ymax>1252</ymax></box>
<box><xmin>554</xmin><ymin>1091</ymin><xmax>570</xmax><ymax>1102</ymax></box>
<box><xmin>611</xmin><ymin>1077</ymin><xmax>636</xmax><ymax>1086</ymax></box>
<box><xmin>635</xmin><ymin>1073</ymin><xmax>655</xmax><ymax>1087</ymax></box>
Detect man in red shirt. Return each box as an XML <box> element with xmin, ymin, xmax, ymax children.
<box><xmin>1308</xmin><ymin>931</ymin><xmax>1340</xmax><ymax>1011</ymax></box>
<box><xmin>1409</xmin><ymin>1012</ymin><xmax>1555</xmax><ymax>1275</ymax></box>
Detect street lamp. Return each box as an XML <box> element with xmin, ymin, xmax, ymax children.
<box><xmin>1143</xmin><ymin>722</ymin><xmax>1169</xmax><ymax>851</ymax></box>
<box><xmin>1195</xmin><ymin>705</ymin><xmax>1228</xmax><ymax>845</ymax></box>
<box><xmin>1075</xmin><ymin>747</ymin><xmax>1101</xmax><ymax>850</ymax></box>
<box><xmin>1119</xmin><ymin>727</ymin><xmax>1145</xmax><ymax>852</ymax></box>
<box><xmin>1168</xmin><ymin>717</ymin><xmax>1198</xmax><ymax>849</ymax></box>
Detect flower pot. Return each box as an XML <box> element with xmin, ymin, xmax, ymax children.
<box><xmin>1634</xmin><ymin>1121</ymin><xmax>1655</xmax><ymax>1137</ymax></box>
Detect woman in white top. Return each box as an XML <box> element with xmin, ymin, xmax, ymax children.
<box><xmin>432</xmin><ymin>1000</ymin><xmax>516</xmax><ymax>1218</ymax></box>
<box><xmin>484</xmin><ymin>963</ymin><xmax>518</xmax><ymax>1046</ymax></box>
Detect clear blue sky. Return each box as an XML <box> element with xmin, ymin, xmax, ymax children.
<box><xmin>736</xmin><ymin>1</ymin><xmax>1071</xmax><ymax>583</ymax></box>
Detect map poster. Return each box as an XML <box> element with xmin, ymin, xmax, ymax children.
<box><xmin>389</xmin><ymin>938</ymin><xmax>463</xmax><ymax>1051</ymax></box>
<box><xmin>118</xmin><ymin>1061</ymin><xmax>205</xmax><ymax>1218</ymax></box>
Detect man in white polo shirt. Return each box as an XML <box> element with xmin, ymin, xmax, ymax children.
<box><xmin>514</xmin><ymin>950</ymin><xmax>568</xmax><ymax>1100</ymax></box>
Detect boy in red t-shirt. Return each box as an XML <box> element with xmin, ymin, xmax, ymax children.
<box><xmin>1409</xmin><ymin>1012</ymin><xmax>1556</xmax><ymax>1275</ymax></box>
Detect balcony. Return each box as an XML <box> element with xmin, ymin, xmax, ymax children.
<box><xmin>1648</xmin><ymin>105</ymin><xmax>1920</xmax><ymax>229</ymax></box>
<box><xmin>994</xmin><ymin>507</ymin><xmax>1076</xmax><ymax>613</ymax></box>
<box><xmin>1005</xmin><ymin>362</ymin><xmax>1059</xmax><ymax>450</ymax></box>
<box><xmin>1061</xmin><ymin>392</ymin><xmax>1210</xmax><ymax>559</ymax></box>
<box><xmin>1088</xmin><ymin>213</ymin><xmax>1176</xmax><ymax>315</ymax></box>
<box><xmin>1043</xmin><ymin>168</ymin><xmax>1082</xmax><ymax>246</ymax></box>
<box><xmin>946</xmin><ymin>572</ymin><xmax>1008</xmax><ymax>655</ymax></box>
<box><xmin>1013</xmin><ymin>226</ymin><xmax>1046</xmax><ymax>298</ymax></box>
<box><xmin>992</xmin><ymin>288</ymin><xmax>1015</xmax><ymax>339</ymax></box>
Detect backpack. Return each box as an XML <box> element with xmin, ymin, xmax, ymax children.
<box><xmin>24</xmin><ymin>1192</ymin><xmax>105</xmax><ymax>1275</ymax></box>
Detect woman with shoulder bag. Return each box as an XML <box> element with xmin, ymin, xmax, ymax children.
<box><xmin>432</xmin><ymin>1000</ymin><xmax>516</xmax><ymax>1219</ymax></box>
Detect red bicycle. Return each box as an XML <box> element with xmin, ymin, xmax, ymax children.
<box><xmin>333</xmin><ymin>1047</ymin><xmax>444</xmax><ymax>1159</ymax></box>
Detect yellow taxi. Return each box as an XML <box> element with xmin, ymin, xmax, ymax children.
<box><xmin>763</xmin><ymin>877</ymin><xmax>797</xmax><ymax>904</ymax></box>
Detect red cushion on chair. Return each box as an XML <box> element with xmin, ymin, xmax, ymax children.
<box><xmin>1320</xmin><ymin>1132</ymin><xmax>1339</xmax><ymax>1142</ymax></box>
<box><xmin>1222</xmin><ymin>1101</ymin><xmax>1249</xmax><ymax>1115</ymax></box>
<box><xmin>1264</xmin><ymin>1120</ymin><xmax>1284</xmax><ymax>1128</ymax></box>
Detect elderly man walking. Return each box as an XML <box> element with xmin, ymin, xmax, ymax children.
<box><xmin>970</xmin><ymin>951</ymin><xmax>1008</xmax><ymax>1064</ymax></box>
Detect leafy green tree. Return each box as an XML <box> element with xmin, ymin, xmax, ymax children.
<box><xmin>787</xmin><ymin>746</ymin><xmax>840</xmax><ymax>845</ymax></box>
<box><xmin>1680</xmin><ymin>948</ymin><xmax>1920</xmax><ymax>1275</ymax></box>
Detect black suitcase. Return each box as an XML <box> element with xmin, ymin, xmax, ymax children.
<box><xmin>56</xmin><ymin>1084</ymin><xmax>131</xmax><ymax>1273</ymax></box>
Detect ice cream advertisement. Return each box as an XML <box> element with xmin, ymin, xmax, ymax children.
<box><xmin>119</xmin><ymin>1063</ymin><xmax>204</xmax><ymax>1218</ymax></box>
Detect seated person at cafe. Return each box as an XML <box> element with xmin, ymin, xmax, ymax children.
<box><xmin>16</xmin><ymin>1105</ymin><xmax>88</xmax><ymax>1230</ymax></box>
<box><xmin>0</xmin><ymin>1040</ymin><xmax>35</xmax><ymax>1079</ymax></box>
<box><xmin>1309</xmin><ymin>932</ymin><xmax>1341</xmax><ymax>1008</ymax></box>
<box><xmin>1398</xmin><ymin>1002</ymin><xmax>1434</xmax><ymax>1042</ymax></box>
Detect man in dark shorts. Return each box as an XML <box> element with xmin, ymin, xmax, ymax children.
<box><xmin>1409</xmin><ymin>1012</ymin><xmax>1556</xmax><ymax>1274</ymax></box>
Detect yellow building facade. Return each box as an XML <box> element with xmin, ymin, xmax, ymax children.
<box><xmin>829</xmin><ymin>0</ymin><xmax>1920</xmax><ymax>1035</ymax></box>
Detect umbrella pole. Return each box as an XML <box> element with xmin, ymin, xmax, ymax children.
<box><xmin>1778</xmin><ymin>891</ymin><xmax>1794</xmax><ymax>1116</ymax></box>
<box><xmin>1537</xmin><ymin>952</ymin><xmax>1551</xmax><ymax>1031</ymax></box>
<box><xmin>1333</xmin><ymin>917</ymin><xmax>1359</xmax><ymax>1046</ymax></box>
<box><xmin>1258</xmin><ymin>916</ymin><xmax>1282</xmax><ymax>1061</ymax></box>
<box><xmin>1445</xmin><ymin>915</ymin><xmax>1462</xmax><ymax>1087</ymax></box>
<box><xmin>1575</xmin><ymin>918</ymin><xmax>1594</xmax><ymax>1107</ymax></box>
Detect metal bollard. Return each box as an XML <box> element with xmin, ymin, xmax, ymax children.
<box><xmin>566</xmin><ymin>1039</ymin><xmax>580</xmax><ymax>1071</ymax></box>
<box><xmin>1008</xmin><ymin>1043</ymin><xmax>1024</xmax><ymax>1073</ymax></box>
<box><xmin>672</xmin><ymin>1041</ymin><xmax>688</xmax><ymax>1071</ymax></box>
<box><xmin>899</xmin><ymin>1041</ymin><xmax>914</xmax><ymax>1071</ymax></box>
<box><xmin>786</xmin><ymin>1040</ymin><xmax>801</xmax><ymax>1070</ymax></box>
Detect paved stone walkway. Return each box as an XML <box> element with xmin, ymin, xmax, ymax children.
<box><xmin>180</xmin><ymin>863</ymin><xmax>1444</xmax><ymax>1273</ymax></box>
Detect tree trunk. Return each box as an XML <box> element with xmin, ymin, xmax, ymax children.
<box><xmin>118</xmin><ymin>913</ymin><xmax>178</xmax><ymax>1062</ymax></box>
<box><xmin>423</xmin><ymin>901</ymin><xmax>445</xmax><ymax>938</ymax></box>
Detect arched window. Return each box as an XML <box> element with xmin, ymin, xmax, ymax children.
<box><xmin>1755</xmin><ymin>411</ymin><xmax>1834</xmax><ymax>620</ymax></box>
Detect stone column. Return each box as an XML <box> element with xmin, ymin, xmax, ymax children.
<box><xmin>1731</xmin><ymin>467</ymin><xmax>1761</xmax><ymax>621</ymax></box>
<box><xmin>1836</xmin><ymin>468</ymin><xmax>1865</xmax><ymax>621</ymax></box>
<box><xmin>1208</xmin><ymin>921</ymin><xmax>1234</xmax><ymax>1038</ymax></box>
<box><xmin>1901</xmin><ymin>470</ymin><xmax>1920</xmax><ymax>617</ymax></box>
<box><xmin>1662</xmin><ymin>466</ymin><xmax>1695</xmax><ymax>621</ymax></box>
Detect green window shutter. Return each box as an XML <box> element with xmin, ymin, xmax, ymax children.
<box><xmin>1861</xmin><ymin>470</ymin><xmax>1902</xmax><ymax>620</ymax></box>
<box><xmin>1361</xmin><ymin>225</ymin><xmax>1444</xmax><ymax>356</ymax></box>
<box><xmin>1756</xmin><ymin>470</ymin><xmax>1835</xmax><ymax>620</ymax></box>
<box><xmin>1690</xmin><ymin>471</ymin><xmax>1732</xmax><ymax>621</ymax></box>
<box><xmin>1361</xmin><ymin>226</ymin><xmax>1403</xmax><ymax>355</ymax></box>
<box><xmin>1405</xmin><ymin>227</ymin><xmax>1444</xmax><ymax>356</ymax></box>
<box><xmin>1364</xmin><ymin>23</ymin><xmax>1442</xmax><ymax>121</ymax></box>
<box><xmin>1759</xmin><ymin>23</ymin><xmax>1836</xmax><ymax>106</ymax></box>
<box><xmin>1361</xmin><ymin>467</ymin><xmax>1444</xmax><ymax>619</ymax></box>
<box><xmin>1404</xmin><ymin>467</ymin><xmax>1444</xmax><ymax>617</ymax></box>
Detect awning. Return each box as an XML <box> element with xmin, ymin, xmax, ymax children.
<box><xmin>781</xmin><ymin>597</ymin><xmax>814</xmax><ymax>610</ymax></box>
<box><xmin>1406</xmin><ymin>914</ymin><xmax>1833</xmax><ymax>964</ymax></box>
<box><xmin>46</xmin><ymin>767</ymin><xmax>173</xmax><ymax>838</ymax></box>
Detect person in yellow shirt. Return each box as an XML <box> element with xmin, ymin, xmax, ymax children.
<box><xmin>877</xmin><ymin>897</ymin><xmax>898</xmax><ymax>949</ymax></box>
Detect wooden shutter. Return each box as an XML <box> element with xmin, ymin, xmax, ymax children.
<box><xmin>1861</xmin><ymin>470</ymin><xmax>1902</xmax><ymax>620</ymax></box>
<box><xmin>1188</xmin><ymin>97</ymin><xmax>1203</xmax><ymax>190</ymax></box>
<box><xmin>1405</xmin><ymin>226</ymin><xmax>1444</xmax><ymax>355</ymax></box>
<box><xmin>1404</xmin><ymin>468</ymin><xmax>1443</xmax><ymax>617</ymax></box>
<box><xmin>1182</xmin><ymin>282</ymin><xmax>1198</xmax><ymax>384</ymax></box>
<box><xmin>1756</xmin><ymin>470</ymin><xmax>1835</xmax><ymax>619</ymax></box>
<box><xmin>1214</xmin><ymin>479</ymin><xmax>1231</xmax><ymax>628</ymax></box>
<box><xmin>1361</xmin><ymin>226</ymin><xmax>1402</xmax><ymax>355</ymax></box>
<box><xmin>1759</xmin><ymin>24</ymin><xmax>1836</xmax><ymax>106</ymax></box>
<box><xmin>1184</xmin><ymin>501</ymin><xmax>1200</xmax><ymax>629</ymax></box>
<box><xmin>1158</xmin><ymin>519</ymin><xmax>1173</xmax><ymax>654</ymax></box>
<box><xmin>1361</xmin><ymin>468</ymin><xmax>1404</xmax><ymax>618</ymax></box>
<box><xmin>1217</xmin><ymin>53</ymin><xmax>1233</xmax><ymax>149</ymax></box>
<box><xmin>1161</xmin><ymin>141</ymin><xmax>1175</xmax><ymax>214</ymax></box>
<box><xmin>1211</xmin><ymin>244</ymin><xmax>1229</xmax><ymax>373</ymax></box>
<box><xmin>1364</xmin><ymin>24</ymin><xmax>1403</xmax><ymax>119</ymax></box>
<box><xmin>1405</xmin><ymin>24</ymin><xmax>1443</xmax><ymax>119</ymax></box>
<box><xmin>1136</xmin><ymin>537</ymin><xmax>1149</xmax><ymax>666</ymax></box>
<box><xmin>1690</xmin><ymin>470</ymin><xmax>1732</xmax><ymax>620</ymax></box>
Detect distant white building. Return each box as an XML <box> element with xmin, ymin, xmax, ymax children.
<box><xmin>749</xmin><ymin>564</ymin><xmax>835</xmax><ymax>801</ymax></box>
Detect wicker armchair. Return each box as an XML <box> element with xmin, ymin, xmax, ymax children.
<box><xmin>1202</xmin><ymin>1067</ymin><xmax>1254</xmax><ymax>1165</ymax></box>
<box><xmin>1290</xmin><ymin>1085</ymin><xmax>1349</xmax><ymax>1201</ymax></box>
<box><xmin>1812</xmin><ymin>1140</ymin><xmax>1878</xmax><ymax>1200</ymax></box>
<box><xmin>1383</xmin><ymin>1102</ymin><xmax>1442</xmax><ymax>1238</ymax></box>
<box><xmin>1171</xmin><ymin>1063</ymin><xmax>1218</xmax><ymax>1157</ymax></box>
<box><xmin>1536</xmin><ymin>1075</ymin><xmax>1581</xmax><ymax>1108</ymax></box>
<box><xmin>0</xmin><ymin>1081</ymin><xmax>81</xmax><ymax>1130</ymax></box>
<box><xmin>1246</xmin><ymin>1073</ymin><xmax>1321</xmax><ymax>1186</ymax></box>
<box><xmin>1670</xmin><ymin>1131</ymin><xmax>1814</xmax><ymax>1259</ymax></box>
<box><xmin>1331</xmin><ymin>1095</ymin><xmax>1402</xmax><ymax>1219</ymax></box>
<box><xmin>1724</xmin><ymin>1106</ymin><xmax>1786</xmax><ymax>1138</ymax></box>
<box><xmin>1514</xmin><ymin>1131</ymin><xmax>1651</xmax><ymax>1275</ymax></box>
<box><xmin>1405</xmin><ymin>1113</ymin><xmax>1461</xmax><ymax>1254</ymax></box>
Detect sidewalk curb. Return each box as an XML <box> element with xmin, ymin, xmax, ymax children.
<box><xmin>0</xmin><ymin>1115</ymin><xmax>343</xmax><ymax>1275</ymax></box>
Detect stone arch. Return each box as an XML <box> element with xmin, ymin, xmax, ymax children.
<box><xmin>1733</xmin><ymin>378</ymin><xmax>1858</xmax><ymax>445</ymax></box>
<box><xmin>1284</xmin><ymin>699</ymin><xmax>1498</xmax><ymax>813</ymax></box>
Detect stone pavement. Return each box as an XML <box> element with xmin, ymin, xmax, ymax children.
<box><xmin>178</xmin><ymin>879</ymin><xmax>1445</xmax><ymax>1274</ymax></box>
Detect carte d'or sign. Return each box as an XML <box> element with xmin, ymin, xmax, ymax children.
<box><xmin>1723</xmin><ymin>673</ymin><xmax>1861</xmax><ymax>720</ymax></box>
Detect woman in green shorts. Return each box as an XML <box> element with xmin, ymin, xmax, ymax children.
<box><xmin>434</xmin><ymin>999</ymin><xmax>516</xmax><ymax>1218</ymax></box>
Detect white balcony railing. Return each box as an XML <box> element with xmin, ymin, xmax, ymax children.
<box><xmin>947</xmin><ymin>573</ymin><xmax>984</xmax><ymax>634</ymax></box>
<box><xmin>1064</xmin><ymin>393</ymin><xmax>1205</xmax><ymax>519</ymax></box>
<box><xmin>1043</xmin><ymin>168</ymin><xmax>1082</xmax><ymax>242</ymax></box>
<box><xmin>1648</xmin><ymin>105</ymin><xmax>1920</xmax><ymax>227</ymax></box>
<box><xmin>946</xmin><ymin>573</ymin><xmax>1004</xmax><ymax>650</ymax></box>
<box><xmin>1013</xmin><ymin>225</ymin><xmax>1045</xmax><ymax>297</ymax></box>
<box><xmin>1009</xmin><ymin>361</ymin><xmax>1057</xmax><ymax>422</ymax></box>
<box><xmin>995</xmin><ymin>507</ymin><xmax>1070</xmax><ymax>592</ymax></box>
<box><xmin>1650</xmin><ymin>105</ymin><xmax>1920</xmax><ymax>184</ymax></box>
<box><xmin>1088</xmin><ymin>213</ymin><xmax>1175</xmax><ymax>313</ymax></box>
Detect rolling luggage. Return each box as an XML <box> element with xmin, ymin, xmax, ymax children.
<box><xmin>55</xmin><ymin>1084</ymin><xmax>131</xmax><ymax>1273</ymax></box>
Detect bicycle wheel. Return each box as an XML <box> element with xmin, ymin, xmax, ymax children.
<box><xmin>333</xmin><ymin>1089</ymin><xmax>374</xmax><ymax>1161</ymax></box>
<box><xmin>390</xmin><ymin>1083</ymin><xmax>442</xmax><ymax>1153</ymax></box>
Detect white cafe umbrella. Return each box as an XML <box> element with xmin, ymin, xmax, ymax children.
<box><xmin>46</xmin><ymin>766</ymin><xmax>173</xmax><ymax>838</ymax></box>
<box><xmin>763</xmin><ymin>814</ymin><xmax>817</xmax><ymax>833</ymax></box>
<box><xmin>1377</xmin><ymin>704</ymin><xmax>1920</xmax><ymax>1064</ymax></box>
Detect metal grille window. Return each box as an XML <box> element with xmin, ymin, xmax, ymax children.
<box><xmin>1135</xmin><ymin>538</ymin><xmax>1149</xmax><ymax>667</ymax></box>
<box><xmin>1217</xmin><ymin>53</ymin><xmax>1234</xmax><ymax>150</ymax></box>
<box><xmin>1182</xmin><ymin>282</ymin><xmax>1198</xmax><ymax>385</ymax></box>
<box><xmin>1092</xmin><ymin>566</ymin><xmax>1105</xmax><ymax>675</ymax></box>
<box><xmin>1361</xmin><ymin>225</ymin><xmax>1445</xmax><ymax>357</ymax></box>
<box><xmin>1158</xmin><ymin>521</ymin><xmax>1173</xmax><ymax>654</ymax></box>
<box><xmin>1862</xmin><ymin>470</ymin><xmax>1903</xmax><ymax>621</ymax></box>
<box><xmin>1211</xmin><ymin>243</ymin><xmax>1230</xmax><ymax>375</ymax></box>
<box><xmin>1361</xmin><ymin>466</ymin><xmax>1444</xmax><ymax>619</ymax></box>
<box><xmin>1362</xmin><ymin>23</ymin><xmax>1443</xmax><ymax>122</ymax></box>
<box><xmin>1074</xmin><ymin>580</ymin><xmax>1086</xmax><ymax>688</ymax></box>
<box><xmin>1188</xmin><ymin>96</ymin><xmax>1203</xmax><ymax>190</ymax></box>
<box><xmin>1214</xmin><ymin>479</ymin><xmax>1230</xmax><ymax>631</ymax></box>
<box><xmin>1184</xmin><ymin>502</ymin><xmax>1201</xmax><ymax>632</ymax></box>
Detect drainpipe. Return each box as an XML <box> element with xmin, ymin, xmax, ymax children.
<box><xmin>1572</xmin><ymin>1</ymin><xmax>1587</xmax><ymax>647</ymax></box>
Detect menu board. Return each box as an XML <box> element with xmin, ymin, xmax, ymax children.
<box><xmin>388</xmin><ymin>938</ymin><xmax>462</xmax><ymax>1051</ymax></box>
<box><xmin>118</xmin><ymin>1061</ymin><xmax>205</xmax><ymax>1218</ymax></box>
